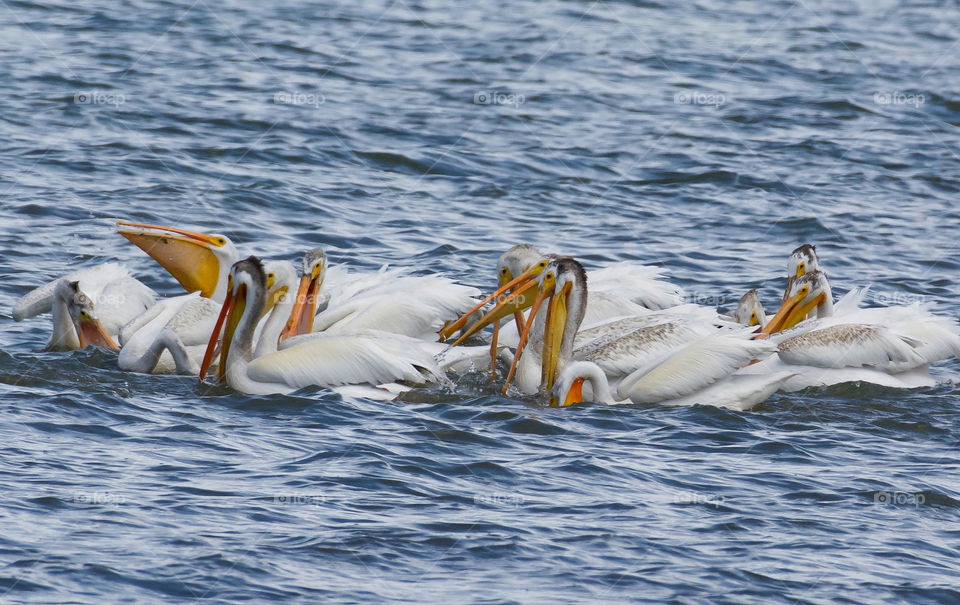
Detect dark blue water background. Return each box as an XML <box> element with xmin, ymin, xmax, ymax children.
<box><xmin>1</xmin><ymin>0</ymin><xmax>959</xmax><ymax>602</ymax></box>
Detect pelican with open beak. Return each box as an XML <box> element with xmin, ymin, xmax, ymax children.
<box><xmin>116</xmin><ymin>220</ymin><xmax>238</xmax><ymax>301</ymax></box>
<box><xmin>13</xmin><ymin>263</ymin><xmax>155</xmax><ymax>351</ymax></box>
<box><xmin>63</xmin><ymin>281</ymin><xmax>120</xmax><ymax>351</ymax></box>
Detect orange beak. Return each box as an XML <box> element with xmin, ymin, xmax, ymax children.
<box><xmin>280</xmin><ymin>273</ymin><xmax>320</xmax><ymax>341</ymax></box>
<box><xmin>439</xmin><ymin>262</ymin><xmax>546</xmax><ymax>343</ymax></box>
<box><xmin>501</xmin><ymin>281</ymin><xmax>554</xmax><ymax>394</ymax></box>
<box><xmin>116</xmin><ymin>220</ymin><xmax>226</xmax><ymax>298</ymax></box>
<box><xmin>552</xmin><ymin>376</ymin><xmax>585</xmax><ymax>407</ymax></box>
<box><xmin>198</xmin><ymin>277</ymin><xmax>239</xmax><ymax>384</ymax></box>
<box><xmin>759</xmin><ymin>289</ymin><xmax>826</xmax><ymax>337</ymax></box>
<box><xmin>74</xmin><ymin>313</ymin><xmax>119</xmax><ymax>351</ymax></box>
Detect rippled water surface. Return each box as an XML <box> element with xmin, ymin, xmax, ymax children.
<box><xmin>2</xmin><ymin>0</ymin><xmax>960</xmax><ymax>602</ymax></box>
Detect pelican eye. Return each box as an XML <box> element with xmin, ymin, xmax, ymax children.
<box><xmin>214</xmin><ymin>237</ymin><xmax>226</xmax><ymax>246</ymax></box>
<box><xmin>266</xmin><ymin>272</ymin><xmax>276</xmax><ymax>288</ymax></box>
<box><xmin>797</xmin><ymin>262</ymin><xmax>806</xmax><ymax>276</ymax></box>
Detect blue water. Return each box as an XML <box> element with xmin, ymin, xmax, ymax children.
<box><xmin>2</xmin><ymin>0</ymin><xmax>960</xmax><ymax>602</ymax></box>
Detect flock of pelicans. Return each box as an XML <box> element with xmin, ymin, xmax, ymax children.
<box><xmin>11</xmin><ymin>221</ymin><xmax>960</xmax><ymax>410</ymax></box>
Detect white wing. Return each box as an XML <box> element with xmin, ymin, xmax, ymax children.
<box><xmin>313</xmin><ymin>276</ymin><xmax>479</xmax><ymax>340</ymax></box>
<box><xmin>617</xmin><ymin>333</ymin><xmax>776</xmax><ymax>404</ymax></box>
<box><xmin>658</xmin><ymin>371</ymin><xmax>797</xmax><ymax>411</ymax></box>
<box><xmin>249</xmin><ymin>331</ymin><xmax>441</xmax><ymax>389</ymax></box>
<box><xmin>587</xmin><ymin>261</ymin><xmax>684</xmax><ymax>310</ymax></box>
<box><xmin>96</xmin><ymin>277</ymin><xmax>157</xmax><ymax>336</ymax></box>
<box><xmin>777</xmin><ymin>324</ymin><xmax>926</xmax><ymax>371</ymax></box>
<box><xmin>740</xmin><ymin>355</ymin><xmax>937</xmax><ymax>392</ymax></box>
<box><xmin>575</xmin><ymin>319</ymin><xmax>716</xmax><ymax>377</ymax></box>
<box><xmin>13</xmin><ymin>262</ymin><xmax>151</xmax><ymax>321</ymax></box>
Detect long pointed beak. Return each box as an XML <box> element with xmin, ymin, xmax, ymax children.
<box><xmin>450</xmin><ymin>277</ymin><xmax>540</xmax><ymax>347</ymax></box>
<box><xmin>199</xmin><ymin>281</ymin><xmax>234</xmax><ymax>384</ymax></box>
<box><xmin>784</xmin><ymin>292</ymin><xmax>825</xmax><ymax>330</ymax></box>
<box><xmin>540</xmin><ymin>281</ymin><xmax>571</xmax><ymax>394</ymax></box>
<box><xmin>501</xmin><ymin>284</ymin><xmax>553</xmax><ymax>394</ymax></box>
<box><xmin>782</xmin><ymin>274</ymin><xmax>797</xmax><ymax>304</ymax></box>
<box><xmin>117</xmin><ymin>220</ymin><xmax>224</xmax><ymax>298</ymax></box>
<box><xmin>75</xmin><ymin>315</ymin><xmax>119</xmax><ymax>351</ymax></box>
<box><xmin>439</xmin><ymin>264</ymin><xmax>544</xmax><ymax>342</ymax></box>
<box><xmin>280</xmin><ymin>274</ymin><xmax>319</xmax><ymax>341</ymax></box>
<box><xmin>760</xmin><ymin>289</ymin><xmax>824</xmax><ymax>336</ymax></box>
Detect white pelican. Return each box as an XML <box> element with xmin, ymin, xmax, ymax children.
<box><xmin>518</xmin><ymin>259</ymin><xmax>785</xmax><ymax>408</ymax></box>
<box><xmin>281</xmin><ymin>248</ymin><xmax>481</xmax><ymax>342</ymax></box>
<box><xmin>199</xmin><ymin>256</ymin><xmax>443</xmax><ymax>395</ymax></box>
<box><xmin>12</xmin><ymin>264</ymin><xmax>155</xmax><ymax>351</ymax></box>
<box><xmin>749</xmin><ymin>270</ymin><xmax>960</xmax><ymax>391</ymax></box>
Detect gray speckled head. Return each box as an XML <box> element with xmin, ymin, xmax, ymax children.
<box><xmin>301</xmin><ymin>248</ymin><xmax>327</xmax><ymax>283</ymax></box>
<box><xmin>735</xmin><ymin>289</ymin><xmax>766</xmax><ymax>326</ymax></box>
<box><xmin>497</xmin><ymin>244</ymin><xmax>545</xmax><ymax>280</ymax></box>
<box><xmin>787</xmin><ymin>244</ymin><xmax>819</xmax><ymax>277</ymax></box>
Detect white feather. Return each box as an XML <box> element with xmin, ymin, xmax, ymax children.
<box><xmin>616</xmin><ymin>333</ymin><xmax>776</xmax><ymax>404</ymax></box>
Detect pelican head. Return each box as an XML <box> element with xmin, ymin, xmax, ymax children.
<box><xmin>62</xmin><ymin>281</ymin><xmax>119</xmax><ymax>351</ymax></box>
<box><xmin>280</xmin><ymin>248</ymin><xmax>327</xmax><ymax>341</ymax></box>
<box><xmin>116</xmin><ymin>220</ymin><xmax>238</xmax><ymax>301</ymax></box>
<box><xmin>784</xmin><ymin>244</ymin><xmax>819</xmax><ymax>302</ymax></box>
<box><xmin>199</xmin><ymin>256</ymin><xmax>267</xmax><ymax>383</ymax></box>
<box><xmin>440</xmin><ymin>246</ymin><xmax>552</xmax><ymax>344</ymax></box>
<box><xmin>504</xmin><ymin>257</ymin><xmax>587</xmax><ymax>396</ymax></box>
<box><xmin>263</xmin><ymin>260</ymin><xmax>298</xmax><ymax>317</ymax></box>
<box><xmin>497</xmin><ymin>244</ymin><xmax>545</xmax><ymax>284</ymax></box>
<box><xmin>761</xmin><ymin>270</ymin><xmax>832</xmax><ymax>336</ymax></box>
<box><xmin>550</xmin><ymin>361</ymin><xmax>611</xmax><ymax>407</ymax></box>
<box><xmin>735</xmin><ymin>289</ymin><xmax>766</xmax><ymax>327</ymax></box>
